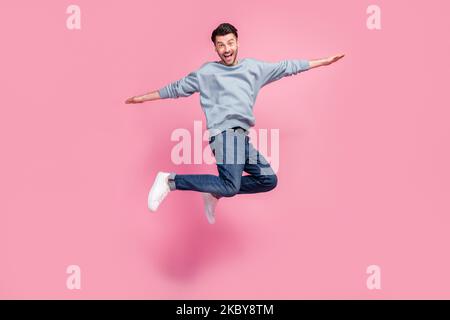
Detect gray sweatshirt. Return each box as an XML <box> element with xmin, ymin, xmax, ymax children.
<box><xmin>158</xmin><ymin>57</ymin><xmax>310</xmax><ymax>137</ymax></box>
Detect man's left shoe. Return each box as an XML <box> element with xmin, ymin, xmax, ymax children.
<box><xmin>202</xmin><ymin>193</ymin><xmax>219</xmax><ymax>224</ymax></box>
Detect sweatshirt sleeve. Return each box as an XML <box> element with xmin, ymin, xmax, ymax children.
<box><xmin>158</xmin><ymin>70</ymin><xmax>200</xmax><ymax>99</ymax></box>
<box><xmin>258</xmin><ymin>59</ymin><xmax>310</xmax><ymax>88</ymax></box>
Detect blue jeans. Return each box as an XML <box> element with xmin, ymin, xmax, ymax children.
<box><xmin>167</xmin><ymin>127</ymin><xmax>278</xmax><ymax>199</ymax></box>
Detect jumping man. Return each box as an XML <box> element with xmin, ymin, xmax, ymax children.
<box><xmin>125</xmin><ymin>23</ymin><xmax>345</xmax><ymax>224</ymax></box>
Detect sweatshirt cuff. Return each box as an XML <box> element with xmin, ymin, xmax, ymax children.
<box><xmin>299</xmin><ymin>59</ymin><xmax>310</xmax><ymax>71</ymax></box>
<box><xmin>158</xmin><ymin>87</ymin><xmax>170</xmax><ymax>99</ymax></box>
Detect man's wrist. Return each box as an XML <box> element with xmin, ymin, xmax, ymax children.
<box><xmin>309</xmin><ymin>59</ymin><xmax>326</xmax><ymax>69</ymax></box>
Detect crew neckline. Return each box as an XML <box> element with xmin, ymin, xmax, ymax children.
<box><xmin>213</xmin><ymin>58</ymin><xmax>246</xmax><ymax>68</ymax></box>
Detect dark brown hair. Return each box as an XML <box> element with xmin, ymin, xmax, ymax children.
<box><xmin>211</xmin><ymin>23</ymin><xmax>238</xmax><ymax>44</ymax></box>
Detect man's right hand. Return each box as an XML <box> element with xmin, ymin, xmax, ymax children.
<box><xmin>125</xmin><ymin>96</ymin><xmax>144</xmax><ymax>104</ymax></box>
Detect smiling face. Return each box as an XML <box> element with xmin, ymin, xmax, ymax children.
<box><xmin>214</xmin><ymin>33</ymin><xmax>239</xmax><ymax>66</ymax></box>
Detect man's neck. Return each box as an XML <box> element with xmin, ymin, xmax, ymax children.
<box><xmin>219</xmin><ymin>59</ymin><xmax>239</xmax><ymax>66</ymax></box>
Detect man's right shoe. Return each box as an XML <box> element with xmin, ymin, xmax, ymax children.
<box><xmin>148</xmin><ymin>171</ymin><xmax>171</xmax><ymax>212</ymax></box>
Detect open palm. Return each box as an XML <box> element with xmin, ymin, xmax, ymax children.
<box><xmin>326</xmin><ymin>53</ymin><xmax>345</xmax><ymax>65</ymax></box>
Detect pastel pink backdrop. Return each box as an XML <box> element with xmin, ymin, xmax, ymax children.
<box><xmin>1</xmin><ymin>0</ymin><xmax>449</xmax><ymax>299</ymax></box>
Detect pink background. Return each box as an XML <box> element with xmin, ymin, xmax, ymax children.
<box><xmin>1</xmin><ymin>0</ymin><xmax>449</xmax><ymax>299</ymax></box>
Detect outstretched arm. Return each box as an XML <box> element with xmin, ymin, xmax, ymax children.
<box><xmin>125</xmin><ymin>70</ymin><xmax>200</xmax><ymax>104</ymax></box>
<box><xmin>257</xmin><ymin>54</ymin><xmax>344</xmax><ymax>89</ymax></box>
<box><xmin>308</xmin><ymin>53</ymin><xmax>345</xmax><ymax>69</ymax></box>
<box><xmin>125</xmin><ymin>90</ymin><xmax>160</xmax><ymax>104</ymax></box>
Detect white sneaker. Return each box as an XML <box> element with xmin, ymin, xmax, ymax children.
<box><xmin>148</xmin><ymin>171</ymin><xmax>171</xmax><ymax>212</ymax></box>
<box><xmin>202</xmin><ymin>193</ymin><xmax>219</xmax><ymax>224</ymax></box>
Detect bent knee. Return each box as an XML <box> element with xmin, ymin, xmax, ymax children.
<box><xmin>263</xmin><ymin>174</ymin><xmax>278</xmax><ymax>190</ymax></box>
